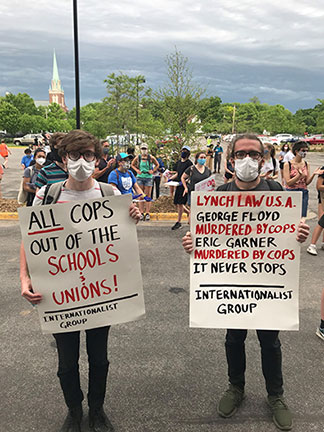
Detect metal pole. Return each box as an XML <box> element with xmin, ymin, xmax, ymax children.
<box><xmin>73</xmin><ymin>0</ymin><xmax>80</xmax><ymax>129</ymax></box>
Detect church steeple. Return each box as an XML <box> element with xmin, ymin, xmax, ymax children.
<box><xmin>49</xmin><ymin>49</ymin><xmax>68</xmax><ymax>112</ymax></box>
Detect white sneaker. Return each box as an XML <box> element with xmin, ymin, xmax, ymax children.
<box><xmin>307</xmin><ymin>244</ymin><xmax>317</xmax><ymax>256</ymax></box>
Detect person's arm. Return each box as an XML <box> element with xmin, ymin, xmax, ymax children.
<box><xmin>306</xmin><ymin>167</ymin><xmax>324</xmax><ymax>186</ymax></box>
<box><xmin>128</xmin><ymin>203</ymin><xmax>141</xmax><ymax>224</ymax></box>
<box><xmin>22</xmin><ymin>176</ymin><xmax>35</xmax><ymax>193</ymax></box>
<box><xmin>182</xmin><ymin>231</ymin><xmax>194</xmax><ymax>253</ymax></box>
<box><xmin>316</xmin><ymin>176</ymin><xmax>324</xmax><ymax>192</ymax></box>
<box><xmin>296</xmin><ymin>220</ymin><xmax>309</xmax><ymax>243</ymax></box>
<box><xmin>283</xmin><ymin>162</ymin><xmax>303</xmax><ymax>187</ymax></box>
<box><xmin>133</xmin><ymin>182</ymin><xmax>144</xmax><ymax>196</ymax></box>
<box><xmin>181</xmin><ymin>172</ymin><xmax>189</xmax><ymax>195</ymax></box>
<box><xmin>93</xmin><ymin>161</ymin><xmax>111</xmax><ymax>179</ymax></box>
<box><xmin>20</xmin><ymin>242</ymin><xmax>42</xmax><ymax>304</ymax></box>
<box><xmin>7</xmin><ymin>145</ymin><xmax>12</xmax><ymax>155</ymax></box>
<box><xmin>131</xmin><ymin>156</ymin><xmax>141</xmax><ymax>175</ymax></box>
<box><xmin>224</xmin><ymin>159</ymin><xmax>232</xmax><ymax>174</ymax></box>
<box><xmin>149</xmin><ymin>156</ymin><xmax>159</xmax><ymax>174</ymax></box>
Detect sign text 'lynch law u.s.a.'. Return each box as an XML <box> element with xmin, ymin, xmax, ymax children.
<box><xmin>190</xmin><ymin>191</ymin><xmax>302</xmax><ymax>331</ymax></box>
<box><xmin>19</xmin><ymin>195</ymin><xmax>145</xmax><ymax>334</ymax></box>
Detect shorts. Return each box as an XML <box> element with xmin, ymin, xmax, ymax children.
<box><xmin>137</xmin><ymin>177</ymin><xmax>153</xmax><ymax>187</ymax></box>
<box><xmin>174</xmin><ymin>185</ymin><xmax>188</xmax><ymax>205</ymax></box>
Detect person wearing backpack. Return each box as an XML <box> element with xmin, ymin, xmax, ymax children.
<box><xmin>131</xmin><ymin>143</ymin><xmax>159</xmax><ymax>221</ymax></box>
<box><xmin>182</xmin><ymin>134</ymin><xmax>310</xmax><ymax>432</ymax></box>
<box><xmin>108</xmin><ymin>152</ymin><xmax>144</xmax><ymax>197</ymax></box>
<box><xmin>20</xmin><ymin>130</ymin><xmax>141</xmax><ymax>432</ymax></box>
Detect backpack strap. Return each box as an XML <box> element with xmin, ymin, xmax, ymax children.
<box><xmin>113</xmin><ymin>169</ymin><xmax>119</xmax><ymax>181</ymax></box>
<box><xmin>99</xmin><ymin>183</ymin><xmax>115</xmax><ymax>196</ymax></box>
<box><xmin>42</xmin><ymin>181</ymin><xmax>64</xmax><ymax>205</ymax></box>
<box><xmin>271</xmin><ymin>156</ymin><xmax>277</xmax><ymax>176</ymax></box>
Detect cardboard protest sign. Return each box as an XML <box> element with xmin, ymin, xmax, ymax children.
<box><xmin>19</xmin><ymin>194</ymin><xmax>145</xmax><ymax>334</ymax></box>
<box><xmin>190</xmin><ymin>191</ymin><xmax>302</xmax><ymax>330</ymax></box>
<box><xmin>195</xmin><ymin>174</ymin><xmax>217</xmax><ymax>192</ymax></box>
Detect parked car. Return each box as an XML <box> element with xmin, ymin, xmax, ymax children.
<box><xmin>303</xmin><ymin>135</ymin><xmax>324</xmax><ymax>145</ymax></box>
<box><xmin>13</xmin><ymin>134</ymin><xmax>44</xmax><ymax>146</ymax></box>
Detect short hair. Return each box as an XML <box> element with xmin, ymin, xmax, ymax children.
<box><xmin>34</xmin><ymin>148</ymin><xmax>46</xmax><ymax>158</ymax></box>
<box><xmin>58</xmin><ymin>130</ymin><xmax>102</xmax><ymax>159</ymax></box>
<box><xmin>194</xmin><ymin>151</ymin><xmax>206</xmax><ymax>164</ymax></box>
<box><xmin>231</xmin><ymin>134</ymin><xmax>264</xmax><ymax>158</ymax></box>
<box><xmin>292</xmin><ymin>140</ymin><xmax>309</xmax><ymax>155</ymax></box>
<box><xmin>24</xmin><ymin>148</ymin><xmax>32</xmax><ymax>154</ymax></box>
<box><xmin>49</xmin><ymin>132</ymin><xmax>66</xmax><ymax>150</ymax></box>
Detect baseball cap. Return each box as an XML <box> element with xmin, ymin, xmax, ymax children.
<box><xmin>140</xmin><ymin>143</ymin><xmax>148</xmax><ymax>149</ymax></box>
<box><xmin>116</xmin><ymin>152</ymin><xmax>130</xmax><ymax>162</ymax></box>
<box><xmin>182</xmin><ymin>145</ymin><xmax>191</xmax><ymax>152</ymax></box>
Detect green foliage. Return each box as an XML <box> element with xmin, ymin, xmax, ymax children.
<box><xmin>2</xmin><ymin>92</ymin><xmax>37</xmax><ymax>115</ymax></box>
<box><xmin>0</xmin><ymin>101</ymin><xmax>21</xmax><ymax>134</ymax></box>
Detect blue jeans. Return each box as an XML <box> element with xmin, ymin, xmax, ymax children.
<box><xmin>137</xmin><ymin>177</ymin><xmax>153</xmax><ymax>187</ymax></box>
<box><xmin>286</xmin><ymin>188</ymin><xmax>308</xmax><ymax>217</ymax></box>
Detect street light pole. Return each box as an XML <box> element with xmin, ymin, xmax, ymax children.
<box><xmin>73</xmin><ymin>0</ymin><xmax>80</xmax><ymax>129</ymax></box>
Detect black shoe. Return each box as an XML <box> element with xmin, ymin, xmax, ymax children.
<box><xmin>60</xmin><ymin>406</ymin><xmax>82</xmax><ymax>432</ymax></box>
<box><xmin>171</xmin><ymin>222</ymin><xmax>182</xmax><ymax>230</ymax></box>
<box><xmin>89</xmin><ymin>407</ymin><xmax>114</xmax><ymax>432</ymax></box>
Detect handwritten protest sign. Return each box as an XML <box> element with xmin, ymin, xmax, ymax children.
<box><xmin>190</xmin><ymin>191</ymin><xmax>301</xmax><ymax>330</ymax></box>
<box><xmin>19</xmin><ymin>194</ymin><xmax>145</xmax><ymax>334</ymax></box>
<box><xmin>195</xmin><ymin>174</ymin><xmax>217</xmax><ymax>192</ymax></box>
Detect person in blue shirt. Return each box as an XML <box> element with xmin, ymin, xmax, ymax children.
<box><xmin>213</xmin><ymin>141</ymin><xmax>223</xmax><ymax>173</ymax></box>
<box><xmin>21</xmin><ymin>148</ymin><xmax>34</xmax><ymax>169</ymax></box>
<box><xmin>108</xmin><ymin>153</ymin><xmax>144</xmax><ymax>196</ymax></box>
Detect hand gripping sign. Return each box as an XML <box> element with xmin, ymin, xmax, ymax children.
<box><xmin>190</xmin><ymin>191</ymin><xmax>302</xmax><ymax>331</ymax></box>
<box><xmin>19</xmin><ymin>194</ymin><xmax>145</xmax><ymax>334</ymax></box>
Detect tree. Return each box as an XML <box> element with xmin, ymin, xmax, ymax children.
<box><xmin>47</xmin><ymin>103</ymin><xmax>67</xmax><ymax>120</ymax></box>
<box><xmin>157</xmin><ymin>48</ymin><xmax>204</xmax><ymax>151</ymax></box>
<box><xmin>2</xmin><ymin>92</ymin><xmax>38</xmax><ymax>115</ymax></box>
<box><xmin>0</xmin><ymin>101</ymin><xmax>21</xmax><ymax>134</ymax></box>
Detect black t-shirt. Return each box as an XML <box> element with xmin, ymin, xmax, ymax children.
<box><xmin>97</xmin><ymin>157</ymin><xmax>114</xmax><ymax>183</ymax></box>
<box><xmin>174</xmin><ymin>159</ymin><xmax>193</xmax><ymax>182</ymax></box>
<box><xmin>185</xmin><ymin>165</ymin><xmax>211</xmax><ymax>191</ymax></box>
<box><xmin>217</xmin><ymin>178</ymin><xmax>283</xmax><ymax>192</ymax></box>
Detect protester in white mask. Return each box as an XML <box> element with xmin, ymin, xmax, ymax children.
<box><xmin>21</xmin><ymin>130</ymin><xmax>140</xmax><ymax>432</ymax></box>
<box><xmin>23</xmin><ymin>148</ymin><xmax>47</xmax><ymax>206</ymax></box>
<box><xmin>182</xmin><ymin>133</ymin><xmax>310</xmax><ymax>432</ymax></box>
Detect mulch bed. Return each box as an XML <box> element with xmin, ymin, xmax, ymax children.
<box><xmin>0</xmin><ymin>196</ymin><xmax>176</xmax><ymax>213</ymax></box>
<box><xmin>0</xmin><ymin>198</ymin><xmax>22</xmax><ymax>213</ymax></box>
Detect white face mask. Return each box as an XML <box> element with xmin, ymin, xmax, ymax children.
<box><xmin>67</xmin><ymin>158</ymin><xmax>96</xmax><ymax>181</ymax></box>
<box><xmin>234</xmin><ymin>157</ymin><xmax>260</xmax><ymax>182</ymax></box>
<box><xmin>122</xmin><ymin>161</ymin><xmax>131</xmax><ymax>170</ymax></box>
<box><xmin>36</xmin><ymin>157</ymin><xmax>46</xmax><ymax>166</ymax></box>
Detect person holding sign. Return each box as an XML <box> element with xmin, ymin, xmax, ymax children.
<box><xmin>20</xmin><ymin>130</ymin><xmax>141</xmax><ymax>432</ymax></box>
<box><xmin>182</xmin><ymin>134</ymin><xmax>309</xmax><ymax>432</ymax></box>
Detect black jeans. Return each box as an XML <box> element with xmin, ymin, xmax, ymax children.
<box><xmin>225</xmin><ymin>329</ymin><xmax>283</xmax><ymax>396</ymax></box>
<box><xmin>214</xmin><ymin>154</ymin><xmax>222</xmax><ymax>172</ymax></box>
<box><xmin>151</xmin><ymin>176</ymin><xmax>161</xmax><ymax>199</ymax></box>
<box><xmin>53</xmin><ymin>326</ymin><xmax>110</xmax><ymax>409</ymax></box>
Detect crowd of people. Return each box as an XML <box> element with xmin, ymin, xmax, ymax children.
<box><xmin>1</xmin><ymin>130</ymin><xmax>322</xmax><ymax>431</ymax></box>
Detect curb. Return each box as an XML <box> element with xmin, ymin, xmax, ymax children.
<box><xmin>0</xmin><ymin>212</ymin><xmax>188</xmax><ymax>222</ymax></box>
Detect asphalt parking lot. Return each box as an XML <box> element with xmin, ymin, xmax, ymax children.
<box><xmin>1</xmin><ymin>146</ymin><xmax>324</xmax><ymax>431</ymax></box>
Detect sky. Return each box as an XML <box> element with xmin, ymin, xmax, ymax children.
<box><xmin>1</xmin><ymin>0</ymin><xmax>324</xmax><ymax>113</ymax></box>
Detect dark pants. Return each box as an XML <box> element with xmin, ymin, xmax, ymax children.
<box><xmin>53</xmin><ymin>326</ymin><xmax>110</xmax><ymax>409</ymax></box>
<box><xmin>225</xmin><ymin>329</ymin><xmax>283</xmax><ymax>396</ymax></box>
<box><xmin>214</xmin><ymin>154</ymin><xmax>222</xmax><ymax>172</ymax></box>
<box><xmin>151</xmin><ymin>176</ymin><xmax>161</xmax><ymax>199</ymax></box>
